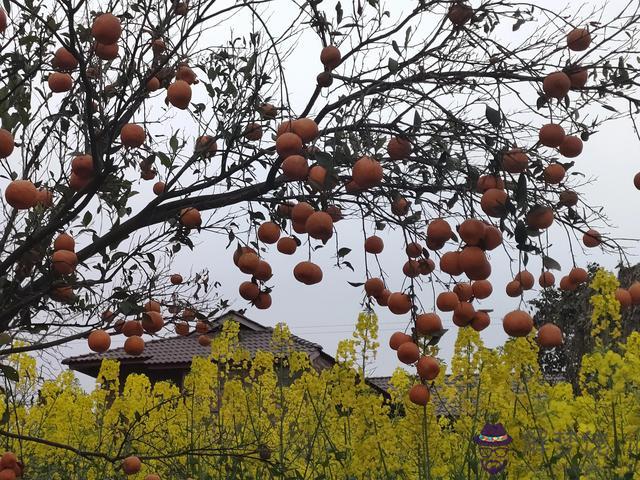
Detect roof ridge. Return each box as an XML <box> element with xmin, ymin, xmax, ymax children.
<box><xmin>289</xmin><ymin>333</ymin><xmax>322</xmax><ymax>349</ymax></box>
<box><xmin>62</xmin><ymin>351</ymin><xmax>153</xmax><ymax>364</ymax></box>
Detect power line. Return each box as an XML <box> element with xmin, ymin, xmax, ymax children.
<box><xmin>287</xmin><ymin>319</ymin><xmax>505</xmax><ymax>330</ymax></box>
<box><xmin>287</xmin><ymin>324</ymin><xmax>504</xmax><ymax>335</ymax></box>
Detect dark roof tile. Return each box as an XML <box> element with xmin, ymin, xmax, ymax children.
<box><xmin>366</xmin><ymin>376</ymin><xmax>391</xmax><ymax>392</ymax></box>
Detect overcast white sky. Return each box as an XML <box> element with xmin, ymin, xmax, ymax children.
<box><xmin>47</xmin><ymin>0</ymin><xmax>640</xmax><ymax>388</ymax></box>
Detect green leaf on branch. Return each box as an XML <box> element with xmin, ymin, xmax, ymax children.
<box><xmin>392</xmin><ymin>40</ymin><xmax>401</xmax><ymax>56</ymax></box>
<box><xmin>516</xmin><ymin>174</ymin><xmax>527</xmax><ymax>209</ymax></box>
<box><xmin>542</xmin><ymin>255</ymin><xmax>562</xmax><ymax>271</ymax></box>
<box><xmin>315</xmin><ymin>151</ymin><xmax>334</xmax><ymax>170</ymax></box>
<box><xmin>82</xmin><ymin>211</ymin><xmax>92</xmax><ymax>227</ymax></box>
<box><xmin>446</xmin><ymin>193</ymin><xmax>459</xmax><ymax>209</ymax></box>
<box><xmin>404</xmin><ymin>26</ymin><xmax>412</xmax><ymax>48</ymax></box>
<box><xmin>169</xmin><ymin>134</ymin><xmax>179</xmax><ymax>153</ymax></box>
<box><xmin>388</xmin><ymin>58</ymin><xmax>399</xmax><ymax>74</ymax></box>
<box><xmin>157</xmin><ymin>152</ymin><xmax>172</xmax><ymax>169</ymax></box>
<box><xmin>485</xmin><ymin>105</ymin><xmax>501</xmax><ymax>128</ymax></box>
<box><xmin>536</xmin><ymin>96</ymin><xmax>548</xmax><ymax>110</ymax></box>
<box><xmin>413</xmin><ymin>111</ymin><xmax>421</xmax><ymax>132</ymax></box>
<box><xmin>342</xmin><ymin>261</ymin><xmax>354</xmax><ymax>271</ymax></box>
<box><xmin>0</xmin><ymin>364</ymin><xmax>19</xmax><ymax>382</ymax></box>
<box><xmin>514</xmin><ymin>220</ymin><xmax>527</xmax><ymax>245</ymax></box>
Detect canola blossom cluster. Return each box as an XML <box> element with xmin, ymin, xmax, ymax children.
<box><xmin>1</xmin><ymin>274</ymin><xmax>640</xmax><ymax>479</ymax></box>
<box><xmin>589</xmin><ymin>268</ymin><xmax>623</xmax><ymax>343</ymax></box>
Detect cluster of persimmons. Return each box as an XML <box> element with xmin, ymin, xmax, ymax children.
<box><xmin>0</xmin><ymin>451</ymin><xmax>23</xmax><ymax>480</ymax></box>
<box><xmin>1</xmin><ymin>0</ymin><xmax>636</xmax><ymax>438</ymax></box>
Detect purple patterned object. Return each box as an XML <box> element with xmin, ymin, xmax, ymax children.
<box><xmin>474</xmin><ymin>423</ymin><xmax>512</xmax><ymax>475</ymax></box>
<box><xmin>474</xmin><ymin>423</ymin><xmax>513</xmax><ymax>447</ymax></box>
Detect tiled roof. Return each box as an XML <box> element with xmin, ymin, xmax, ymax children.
<box><xmin>366</xmin><ymin>373</ymin><xmax>569</xmax><ymax>417</ymax></box>
<box><xmin>366</xmin><ymin>376</ymin><xmax>391</xmax><ymax>392</ymax></box>
<box><xmin>366</xmin><ymin>376</ymin><xmax>462</xmax><ymax>416</ymax></box>
<box><xmin>63</xmin><ymin>316</ymin><xmax>324</xmax><ymax>369</ymax></box>
<box><xmin>543</xmin><ymin>372</ymin><xmax>568</xmax><ymax>384</ymax></box>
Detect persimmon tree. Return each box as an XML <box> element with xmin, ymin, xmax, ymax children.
<box><xmin>0</xmin><ymin>0</ymin><xmax>639</xmax><ymax>407</ymax></box>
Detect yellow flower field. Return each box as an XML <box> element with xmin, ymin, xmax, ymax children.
<box><xmin>1</xmin><ymin>270</ymin><xmax>639</xmax><ymax>479</ymax></box>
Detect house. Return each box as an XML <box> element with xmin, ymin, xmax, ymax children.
<box><xmin>63</xmin><ymin>310</ymin><xmax>567</xmax><ymax>417</ymax></box>
<box><xmin>63</xmin><ymin>310</ymin><xmax>388</xmax><ymax>396</ymax></box>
